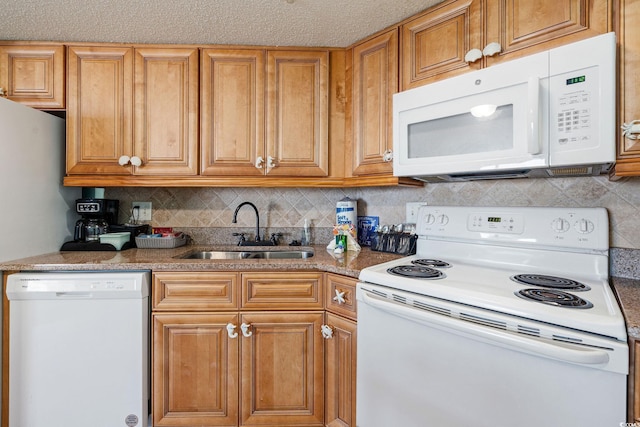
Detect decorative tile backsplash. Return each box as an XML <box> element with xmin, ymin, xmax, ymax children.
<box><xmin>106</xmin><ymin>175</ymin><xmax>640</xmax><ymax>249</ymax></box>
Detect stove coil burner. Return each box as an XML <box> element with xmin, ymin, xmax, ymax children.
<box><xmin>387</xmin><ymin>265</ymin><xmax>445</xmax><ymax>279</ymax></box>
<box><xmin>515</xmin><ymin>288</ymin><xmax>593</xmax><ymax>309</ymax></box>
<box><xmin>510</xmin><ymin>274</ymin><xmax>590</xmax><ymax>291</ymax></box>
<box><xmin>412</xmin><ymin>259</ymin><xmax>451</xmax><ymax>268</ymax></box>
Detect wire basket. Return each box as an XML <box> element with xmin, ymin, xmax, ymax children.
<box><xmin>135</xmin><ymin>233</ymin><xmax>187</xmax><ymax>249</ymax></box>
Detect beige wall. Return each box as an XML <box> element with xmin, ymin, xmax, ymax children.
<box><xmin>107</xmin><ymin>175</ymin><xmax>640</xmax><ymax>249</ymax></box>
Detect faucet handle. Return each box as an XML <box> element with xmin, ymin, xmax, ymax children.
<box><xmin>270</xmin><ymin>233</ymin><xmax>282</xmax><ymax>246</ymax></box>
<box><xmin>232</xmin><ymin>232</ymin><xmax>246</xmax><ymax>245</ymax></box>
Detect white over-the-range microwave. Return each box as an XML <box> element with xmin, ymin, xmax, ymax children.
<box><xmin>393</xmin><ymin>32</ymin><xmax>616</xmax><ymax>182</ymax></box>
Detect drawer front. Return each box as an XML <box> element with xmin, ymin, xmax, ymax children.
<box><xmin>325</xmin><ymin>273</ymin><xmax>357</xmax><ymax>320</ymax></box>
<box><xmin>153</xmin><ymin>272</ymin><xmax>238</xmax><ymax>311</ymax></box>
<box><xmin>241</xmin><ymin>272</ymin><xmax>323</xmax><ymax>310</ymax></box>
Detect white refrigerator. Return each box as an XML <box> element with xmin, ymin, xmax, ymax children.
<box><xmin>0</xmin><ymin>97</ymin><xmax>78</xmax><ymax>262</ymax></box>
<box><xmin>0</xmin><ymin>96</ymin><xmax>79</xmax><ymax>422</ymax></box>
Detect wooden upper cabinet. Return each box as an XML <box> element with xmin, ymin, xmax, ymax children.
<box><xmin>66</xmin><ymin>46</ymin><xmax>134</xmax><ymax>175</ymax></box>
<box><xmin>0</xmin><ymin>44</ymin><xmax>65</xmax><ymax>109</ymax></box>
<box><xmin>401</xmin><ymin>0</ymin><xmax>482</xmax><ymax>90</ymax></box>
<box><xmin>266</xmin><ymin>50</ymin><xmax>329</xmax><ymax>177</ymax></box>
<box><xmin>201</xmin><ymin>49</ymin><xmax>265</xmax><ymax>176</ymax></box>
<box><xmin>484</xmin><ymin>0</ymin><xmax>611</xmax><ymax>66</ymax></box>
<box><xmin>351</xmin><ymin>29</ymin><xmax>398</xmax><ymax>176</ymax></box>
<box><xmin>201</xmin><ymin>49</ymin><xmax>328</xmax><ymax>178</ymax></box>
<box><xmin>133</xmin><ymin>47</ymin><xmax>199</xmax><ymax>176</ymax></box>
<box><xmin>400</xmin><ymin>0</ymin><xmax>610</xmax><ymax>90</ymax></box>
<box><xmin>613</xmin><ymin>0</ymin><xmax>640</xmax><ymax>175</ymax></box>
<box><xmin>67</xmin><ymin>46</ymin><xmax>198</xmax><ymax>176</ymax></box>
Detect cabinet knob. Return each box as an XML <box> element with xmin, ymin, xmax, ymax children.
<box><xmin>0</xmin><ymin>87</ymin><xmax>6</xmax><ymax>97</ymax></box>
<box><xmin>321</xmin><ymin>324</ymin><xmax>334</xmax><ymax>339</ymax></box>
<box><xmin>382</xmin><ymin>150</ymin><xmax>393</xmax><ymax>162</ymax></box>
<box><xmin>255</xmin><ymin>156</ymin><xmax>264</xmax><ymax>169</ymax></box>
<box><xmin>118</xmin><ymin>155</ymin><xmax>131</xmax><ymax>166</ymax></box>
<box><xmin>226</xmin><ymin>323</ymin><xmax>238</xmax><ymax>339</ymax></box>
<box><xmin>333</xmin><ymin>289</ymin><xmax>346</xmax><ymax>304</ymax></box>
<box><xmin>464</xmin><ymin>48</ymin><xmax>482</xmax><ymax>63</ymax></box>
<box><xmin>130</xmin><ymin>156</ymin><xmax>142</xmax><ymax>167</ymax></box>
<box><xmin>267</xmin><ymin>156</ymin><xmax>277</xmax><ymax>169</ymax></box>
<box><xmin>482</xmin><ymin>42</ymin><xmax>502</xmax><ymax>57</ymax></box>
<box><xmin>622</xmin><ymin>120</ymin><xmax>640</xmax><ymax>140</ymax></box>
<box><xmin>241</xmin><ymin>322</ymin><xmax>252</xmax><ymax>337</ymax></box>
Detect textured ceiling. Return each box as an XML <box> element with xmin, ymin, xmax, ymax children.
<box><xmin>0</xmin><ymin>0</ymin><xmax>445</xmax><ymax>47</ymax></box>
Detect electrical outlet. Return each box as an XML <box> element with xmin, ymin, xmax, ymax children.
<box><xmin>406</xmin><ymin>202</ymin><xmax>427</xmax><ymax>223</ymax></box>
<box><xmin>133</xmin><ymin>201</ymin><xmax>152</xmax><ymax>222</ymax></box>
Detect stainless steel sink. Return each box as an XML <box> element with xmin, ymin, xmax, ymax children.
<box><xmin>177</xmin><ymin>249</ymin><xmax>314</xmax><ymax>260</ymax></box>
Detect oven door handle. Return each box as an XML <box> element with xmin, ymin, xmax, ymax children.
<box><xmin>361</xmin><ymin>291</ymin><xmax>610</xmax><ymax>366</ymax></box>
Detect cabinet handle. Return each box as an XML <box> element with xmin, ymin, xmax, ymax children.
<box><xmin>226</xmin><ymin>323</ymin><xmax>238</xmax><ymax>339</ymax></box>
<box><xmin>321</xmin><ymin>324</ymin><xmax>334</xmax><ymax>339</ymax></box>
<box><xmin>482</xmin><ymin>42</ymin><xmax>502</xmax><ymax>57</ymax></box>
<box><xmin>333</xmin><ymin>289</ymin><xmax>346</xmax><ymax>304</ymax></box>
<box><xmin>240</xmin><ymin>322</ymin><xmax>252</xmax><ymax>337</ymax></box>
<box><xmin>464</xmin><ymin>48</ymin><xmax>482</xmax><ymax>63</ymax></box>
<box><xmin>118</xmin><ymin>155</ymin><xmax>143</xmax><ymax>167</ymax></box>
<box><xmin>130</xmin><ymin>156</ymin><xmax>142</xmax><ymax>167</ymax></box>
<box><xmin>267</xmin><ymin>156</ymin><xmax>277</xmax><ymax>169</ymax></box>
<box><xmin>382</xmin><ymin>150</ymin><xmax>393</xmax><ymax>162</ymax></box>
<box><xmin>622</xmin><ymin>120</ymin><xmax>640</xmax><ymax>140</ymax></box>
<box><xmin>118</xmin><ymin>155</ymin><xmax>131</xmax><ymax>166</ymax></box>
<box><xmin>255</xmin><ymin>156</ymin><xmax>264</xmax><ymax>169</ymax></box>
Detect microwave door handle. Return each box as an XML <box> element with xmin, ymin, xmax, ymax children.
<box><xmin>527</xmin><ymin>76</ymin><xmax>541</xmax><ymax>155</ymax></box>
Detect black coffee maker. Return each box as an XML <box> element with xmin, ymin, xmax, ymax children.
<box><xmin>73</xmin><ymin>198</ymin><xmax>119</xmax><ymax>242</ymax></box>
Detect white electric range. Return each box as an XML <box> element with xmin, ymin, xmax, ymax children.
<box><xmin>356</xmin><ymin>205</ymin><xmax>628</xmax><ymax>427</ymax></box>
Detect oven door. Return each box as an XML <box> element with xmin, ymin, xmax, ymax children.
<box><xmin>392</xmin><ymin>51</ymin><xmax>549</xmax><ymax>179</ymax></box>
<box><xmin>355</xmin><ymin>284</ymin><xmax>627</xmax><ymax>427</ymax></box>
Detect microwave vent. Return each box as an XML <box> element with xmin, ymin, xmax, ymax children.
<box><xmin>546</xmin><ymin>165</ymin><xmax>613</xmax><ymax>177</ymax></box>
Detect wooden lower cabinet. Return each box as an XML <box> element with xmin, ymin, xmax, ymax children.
<box><xmin>152</xmin><ymin>271</ymin><xmax>329</xmax><ymax>427</ymax></box>
<box><xmin>324</xmin><ymin>313</ymin><xmax>357</xmax><ymax>427</ymax></box>
<box><xmin>153</xmin><ymin>312</ymin><xmax>240</xmax><ymax>426</ymax></box>
<box><xmin>240</xmin><ymin>311</ymin><xmax>325</xmax><ymax>426</ymax></box>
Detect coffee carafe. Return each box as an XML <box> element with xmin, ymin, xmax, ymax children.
<box><xmin>74</xmin><ymin>217</ymin><xmax>109</xmax><ymax>241</ymax></box>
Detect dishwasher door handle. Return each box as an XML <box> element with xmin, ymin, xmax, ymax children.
<box><xmin>361</xmin><ymin>291</ymin><xmax>610</xmax><ymax>366</ymax></box>
<box><xmin>55</xmin><ymin>292</ymin><xmax>92</xmax><ymax>298</ymax></box>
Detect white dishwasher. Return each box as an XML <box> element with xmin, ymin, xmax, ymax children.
<box><xmin>6</xmin><ymin>271</ymin><xmax>150</xmax><ymax>427</ymax></box>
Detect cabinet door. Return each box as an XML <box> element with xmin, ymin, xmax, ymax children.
<box><xmin>0</xmin><ymin>44</ymin><xmax>65</xmax><ymax>109</ymax></box>
<box><xmin>400</xmin><ymin>0</ymin><xmax>482</xmax><ymax>90</ymax></box>
<box><xmin>351</xmin><ymin>29</ymin><xmax>398</xmax><ymax>176</ymax></box>
<box><xmin>266</xmin><ymin>50</ymin><xmax>329</xmax><ymax>177</ymax></box>
<box><xmin>66</xmin><ymin>46</ymin><xmax>134</xmax><ymax>175</ymax></box>
<box><xmin>201</xmin><ymin>49</ymin><xmax>266</xmax><ymax>176</ymax></box>
<box><xmin>239</xmin><ymin>312</ymin><xmax>324</xmax><ymax>426</ymax></box>
<box><xmin>614</xmin><ymin>0</ymin><xmax>640</xmax><ymax>174</ymax></box>
<box><xmin>133</xmin><ymin>47</ymin><xmax>199</xmax><ymax>176</ymax></box>
<box><xmin>484</xmin><ymin>0</ymin><xmax>611</xmax><ymax>66</ymax></box>
<box><xmin>153</xmin><ymin>313</ymin><xmax>239</xmax><ymax>427</ymax></box>
<box><xmin>325</xmin><ymin>313</ymin><xmax>357</xmax><ymax>427</ymax></box>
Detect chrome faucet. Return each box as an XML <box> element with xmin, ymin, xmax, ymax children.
<box><xmin>232</xmin><ymin>202</ymin><xmax>262</xmax><ymax>243</ymax></box>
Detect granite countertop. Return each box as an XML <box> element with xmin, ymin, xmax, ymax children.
<box><xmin>3</xmin><ymin>244</ymin><xmax>640</xmax><ymax>340</ymax></box>
<box><xmin>0</xmin><ymin>244</ymin><xmax>402</xmax><ymax>279</ymax></box>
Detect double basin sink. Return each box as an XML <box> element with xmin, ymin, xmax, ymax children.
<box><xmin>177</xmin><ymin>249</ymin><xmax>314</xmax><ymax>260</ymax></box>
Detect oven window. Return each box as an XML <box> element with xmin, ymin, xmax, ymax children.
<box><xmin>407</xmin><ymin>104</ymin><xmax>514</xmax><ymax>158</ymax></box>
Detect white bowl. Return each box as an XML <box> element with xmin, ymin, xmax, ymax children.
<box><xmin>99</xmin><ymin>232</ymin><xmax>131</xmax><ymax>250</ymax></box>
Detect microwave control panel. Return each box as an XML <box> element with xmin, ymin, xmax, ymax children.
<box><xmin>550</xmin><ymin>67</ymin><xmax>598</xmax><ymax>149</ymax></box>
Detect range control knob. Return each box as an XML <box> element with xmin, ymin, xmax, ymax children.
<box><xmin>575</xmin><ymin>218</ymin><xmax>595</xmax><ymax>234</ymax></box>
<box><xmin>436</xmin><ymin>214</ymin><xmax>449</xmax><ymax>225</ymax></box>
<box><xmin>424</xmin><ymin>214</ymin><xmax>436</xmax><ymax>225</ymax></box>
<box><xmin>551</xmin><ymin>217</ymin><xmax>570</xmax><ymax>233</ymax></box>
